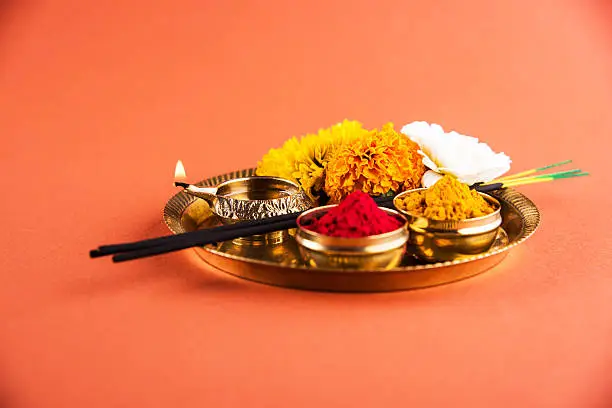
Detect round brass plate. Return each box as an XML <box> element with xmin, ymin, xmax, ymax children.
<box><xmin>164</xmin><ymin>169</ymin><xmax>540</xmax><ymax>292</ymax></box>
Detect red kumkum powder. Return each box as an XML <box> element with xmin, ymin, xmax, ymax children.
<box><xmin>303</xmin><ymin>191</ymin><xmax>403</xmax><ymax>238</ymax></box>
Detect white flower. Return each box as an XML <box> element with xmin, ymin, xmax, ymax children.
<box><xmin>421</xmin><ymin>170</ymin><xmax>444</xmax><ymax>188</ymax></box>
<box><xmin>400</xmin><ymin>121</ymin><xmax>511</xmax><ymax>185</ymax></box>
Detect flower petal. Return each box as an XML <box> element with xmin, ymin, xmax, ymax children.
<box><xmin>401</xmin><ymin>121</ymin><xmax>511</xmax><ymax>184</ymax></box>
<box><xmin>422</xmin><ymin>170</ymin><xmax>444</xmax><ymax>188</ymax></box>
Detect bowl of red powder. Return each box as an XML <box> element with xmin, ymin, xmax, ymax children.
<box><xmin>295</xmin><ymin>191</ymin><xmax>408</xmax><ymax>269</ymax></box>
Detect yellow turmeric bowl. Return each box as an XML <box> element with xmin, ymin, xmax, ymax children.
<box><xmin>393</xmin><ymin>188</ymin><xmax>502</xmax><ymax>262</ymax></box>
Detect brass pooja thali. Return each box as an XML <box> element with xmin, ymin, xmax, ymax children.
<box><xmin>164</xmin><ymin>169</ymin><xmax>541</xmax><ymax>292</ymax></box>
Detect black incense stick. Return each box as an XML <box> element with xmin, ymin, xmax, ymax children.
<box><xmin>90</xmin><ymin>183</ymin><xmax>500</xmax><ymax>262</ymax></box>
<box><xmin>91</xmin><ymin>196</ymin><xmax>396</xmax><ymax>259</ymax></box>
<box><xmin>474</xmin><ymin>183</ymin><xmax>503</xmax><ymax>193</ymax></box>
<box><xmin>90</xmin><ymin>211</ymin><xmax>306</xmax><ymax>257</ymax></box>
<box><xmin>111</xmin><ymin>218</ymin><xmax>300</xmax><ymax>262</ymax></box>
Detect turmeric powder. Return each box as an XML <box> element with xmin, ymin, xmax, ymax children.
<box><xmin>395</xmin><ymin>175</ymin><xmax>496</xmax><ymax>221</ymax></box>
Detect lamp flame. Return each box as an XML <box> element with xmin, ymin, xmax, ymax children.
<box><xmin>174</xmin><ymin>160</ymin><xmax>186</xmax><ymax>180</ymax></box>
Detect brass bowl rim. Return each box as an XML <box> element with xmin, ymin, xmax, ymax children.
<box><xmin>296</xmin><ymin>204</ymin><xmax>408</xmax><ymax>240</ymax></box>
<box><xmin>295</xmin><ymin>205</ymin><xmax>409</xmax><ymax>255</ymax></box>
<box><xmin>392</xmin><ymin>187</ymin><xmax>502</xmax><ymax>230</ymax></box>
<box><xmin>213</xmin><ymin>175</ymin><xmax>308</xmax><ymax>204</ymax></box>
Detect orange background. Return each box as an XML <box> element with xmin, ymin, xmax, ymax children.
<box><xmin>1</xmin><ymin>1</ymin><xmax>612</xmax><ymax>407</ymax></box>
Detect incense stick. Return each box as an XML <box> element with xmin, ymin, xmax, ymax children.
<box><xmin>91</xmin><ymin>195</ymin><xmax>396</xmax><ymax>259</ymax></box>
<box><xmin>112</xmin><ymin>218</ymin><xmax>300</xmax><ymax>262</ymax></box>
<box><xmin>495</xmin><ymin>159</ymin><xmax>573</xmax><ymax>182</ymax></box>
<box><xmin>502</xmin><ymin>172</ymin><xmax>589</xmax><ymax>187</ymax></box>
<box><xmin>91</xmin><ymin>182</ymin><xmax>503</xmax><ymax>261</ymax></box>
<box><xmin>110</xmin><ymin>198</ymin><xmax>399</xmax><ymax>262</ymax></box>
<box><xmin>483</xmin><ymin>169</ymin><xmax>583</xmax><ymax>186</ymax></box>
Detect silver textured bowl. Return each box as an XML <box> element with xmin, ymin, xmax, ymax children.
<box><xmin>184</xmin><ymin>176</ymin><xmax>313</xmax><ymax>223</ymax></box>
<box><xmin>183</xmin><ymin>176</ymin><xmax>313</xmax><ymax>245</ymax></box>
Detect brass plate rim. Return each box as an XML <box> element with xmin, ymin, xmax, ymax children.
<box><xmin>192</xmin><ymin>246</ymin><xmax>510</xmax><ymax>292</ymax></box>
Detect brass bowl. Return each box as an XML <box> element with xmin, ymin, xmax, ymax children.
<box><xmin>295</xmin><ymin>205</ymin><xmax>409</xmax><ymax>270</ymax></box>
<box><xmin>183</xmin><ymin>176</ymin><xmax>313</xmax><ymax>245</ymax></box>
<box><xmin>184</xmin><ymin>176</ymin><xmax>313</xmax><ymax>222</ymax></box>
<box><xmin>393</xmin><ymin>188</ymin><xmax>502</xmax><ymax>262</ymax></box>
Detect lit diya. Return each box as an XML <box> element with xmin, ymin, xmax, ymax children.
<box><xmin>174</xmin><ymin>161</ymin><xmax>313</xmax><ymax>223</ymax></box>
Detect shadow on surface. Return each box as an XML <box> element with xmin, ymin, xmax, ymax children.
<box><xmin>0</xmin><ymin>0</ymin><xmax>32</xmax><ymax>66</ymax></box>
<box><xmin>67</xmin><ymin>257</ymin><xmax>253</xmax><ymax>302</ymax></box>
<box><xmin>68</xmin><ymin>219</ymin><xmax>252</xmax><ymax>298</ymax></box>
<box><xmin>0</xmin><ymin>365</ymin><xmax>18</xmax><ymax>408</ymax></box>
<box><xmin>0</xmin><ymin>0</ymin><xmax>27</xmax><ymax>40</ymax></box>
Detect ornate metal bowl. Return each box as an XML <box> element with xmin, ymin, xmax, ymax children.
<box><xmin>183</xmin><ymin>176</ymin><xmax>313</xmax><ymax>223</ymax></box>
<box><xmin>182</xmin><ymin>175</ymin><xmax>313</xmax><ymax>245</ymax></box>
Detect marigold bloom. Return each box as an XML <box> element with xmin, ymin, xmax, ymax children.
<box><xmin>256</xmin><ymin>120</ymin><xmax>367</xmax><ymax>201</ymax></box>
<box><xmin>324</xmin><ymin>123</ymin><xmax>425</xmax><ymax>203</ymax></box>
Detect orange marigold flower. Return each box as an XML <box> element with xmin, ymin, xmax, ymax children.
<box><xmin>324</xmin><ymin>123</ymin><xmax>425</xmax><ymax>203</ymax></box>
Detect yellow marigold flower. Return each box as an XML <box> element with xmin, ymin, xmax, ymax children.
<box><xmin>255</xmin><ymin>137</ymin><xmax>301</xmax><ymax>184</ymax></box>
<box><xmin>256</xmin><ymin>120</ymin><xmax>367</xmax><ymax>201</ymax></box>
<box><xmin>324</xmin><ymin>123</ymin><xmax>425</xmax><ymax>203</ymax></box>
